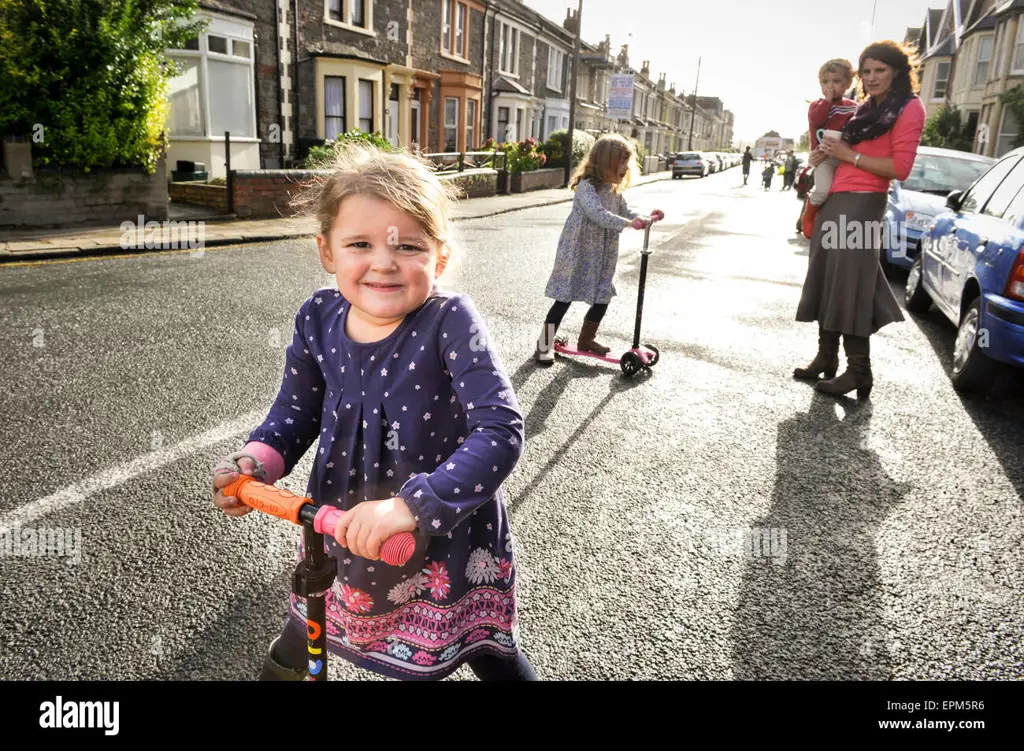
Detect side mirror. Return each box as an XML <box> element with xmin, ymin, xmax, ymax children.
<box><xmin>946</xmin><ymin>190</ymin><xmax>964</xmax><ymax>211</ymax></box>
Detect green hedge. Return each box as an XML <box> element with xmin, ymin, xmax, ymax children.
<box><xmin>0</xmin><ymin>0</ymin><xmax>206</xmax><ymax>173</ymax></box>
<box><xmin>304</xmin><ymin>130</ymin><xmax>395</xmax><ymax>167</ymax></box>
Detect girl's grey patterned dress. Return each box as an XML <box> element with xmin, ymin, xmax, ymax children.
<box><xmin>545</xmin><ymin>178</ymin><xmax>639</xmax><ymax>305</ymax></box>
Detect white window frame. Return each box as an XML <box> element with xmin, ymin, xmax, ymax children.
<box><xmin>976</xmin><ymin>36</ymin><xmax>993</xmax><ymax>86</ymax></box>
<box><xmin>1013</xmin><ymin>19</ymin><xmax>1024</xmax><ymax>74</ymax></box>
<box><xmin>441</xmin><ymin>0</ymin><xmax>470</xmax><ymax>62</ymax></box>
<box><xmin>444</xmin><ymin>96</ymin><xmax>459</xmax><ymax>152</ymax></box>
<box><xmin>358</xmin><ymin>78</ymin><xmax>375</xmax><ymax>134</ymax></box>
<box><xmin>324</xmin><ymin>75</ymin><xmax>347</xmax><ymax>139</ymax></box>
<box><xmin>932</xmin><ymin>60</ymin><xmax>950</xmax><ymax>100</ymax></box>
<box><xmin>497</xmin><ymin>19</ymin><xmax>520</xmax><ymax>76</ymax></box>
<box><xmin>996</xmin><ymin>107</ymin><xmax>1020</xmax><ymax>157</ymax></box>
<box><xmin>165</xmin><ymin>14</ymin><xmax>258</xmax><ymax>141</ymax></box>
<box><xmin>466</xmin><ymin>98</ymin><xmax>477</xmax><ymax>150</ymax></box>
<box><xmin>324</xmin><ymin>0</ymin><xmax>375</xmax><ymax>38</ymax></box>
<box><xmin>547</xmin><ymin>46</ymin><xmax>565</xmax><ymax>92</ymax></box>
<box><xmin>992</xmin><ymin>24</ymin><xmax>1005</xmax><ymax>81</ymax></box>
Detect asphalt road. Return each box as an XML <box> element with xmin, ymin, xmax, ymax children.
<box><xmin>1</xmin><ymin>167</ymin><xmax>1022</xmax><ymax>680</ymax></box>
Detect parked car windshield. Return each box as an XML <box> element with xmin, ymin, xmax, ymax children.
<box><xmin>902</xmin><ymin>153</ymin><xmax>992</xmax><ymax>195</ymax></box>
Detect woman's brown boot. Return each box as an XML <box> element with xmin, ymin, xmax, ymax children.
<box><xmin>577</xmin><ymin>319</ymin><xmax>611</xmax><ymax>355</ymax></box>
<box><xmin>793</xmin><ymin>326</ymin><xmax>840</xmax><ymax>380</ymax></box>
<box><xmin>816</xmin><ymin>335</ymin><xmax>873</xmax><ymax>399</ymax></box>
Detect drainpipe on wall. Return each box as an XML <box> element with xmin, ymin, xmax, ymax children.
<box><xmin>253</xmin><ymin>31</ymin><xmax>263</xmax><ymax>168</ymax></box>
<box><xmin>294</xmin><ymin>0</ymin><xmax>301</xmax><ymax>162</ymax></box>
<box><xmin>274</xmin><ymin>0</ymin><xmax>285</xmax><ymax>166</ymax></box>
<box><xmin>484</xmin><ymin>4</ymin><xmax>495</xmax><ymax>141</ymax></box>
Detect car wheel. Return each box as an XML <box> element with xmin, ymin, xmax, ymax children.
<box><xmin>904</xmin><ymin>255</ymin><xmax>931</xmax><ymax>314</ymax></box>
<box><xmin>951</xmin><ymin>297</ymin><xmax>998</xmax><ymax>393</ymax></box>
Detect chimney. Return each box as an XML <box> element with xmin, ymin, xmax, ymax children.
<box><xmin>563</xmin><ymin>8</ymin><xmax>578</xmax><ymax>35</ymax></box>
<box><xmin>641</xmin><ymin>60</ymin><xmax>650</xmax><ymax>78</ymax></box>
<box><xmin>657</xmin><ymin>72</ymin><xmax>666</xmax><ymax>91</ymax></box>
<box><xmin>603</xmin><ymin>34</ymin><xmax>611</xmax><ymax>57</ymax></box>
<box><xmin>617</xmin><ymin>44</ymin><xmax>629</xmax><ymax>67</ymax></box>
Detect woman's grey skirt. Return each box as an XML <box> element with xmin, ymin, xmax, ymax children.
<box><xmin>795</xmin><ymin>191</ymin><xmax>905</xmax><ymax>337</ymax></box>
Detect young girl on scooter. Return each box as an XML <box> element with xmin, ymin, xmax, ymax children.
<box><xmin>211</xmin><ymin>143</ymin><xmax>536</xmax><ymax>681</ymax></box>
<box><xmin>535</xmin><ymin>134</ymin><xmax>663</xmax><ymax>364</ymax></box>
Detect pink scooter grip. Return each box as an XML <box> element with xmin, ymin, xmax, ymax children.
<box><xmin>313</xmin><ymin>506</ymin><xmax>416</xmax><ymax>566</ymax></box>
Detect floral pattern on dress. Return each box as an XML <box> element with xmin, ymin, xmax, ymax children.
<box><xmin>424</xmin><ymin>561</ymin><xmax>452</xmax><ymax>600</ymax></box>
<box><xmin>466</xmin><ymin>548</ymin><xmax>499</xmax><ymax>584</ymax></box>
<box><xmin>340</xmin><ymin>584</ymin><xmax>374</xmax><ymax>613</ymax></box>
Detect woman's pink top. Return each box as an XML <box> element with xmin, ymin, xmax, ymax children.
<box><xmin>830</xmin><ymin>96</ymin><xmax>927</xmax><ymax>194</ymax></box>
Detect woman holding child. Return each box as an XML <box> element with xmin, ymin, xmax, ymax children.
<box><xmin>794</xmin><ymin>41</ymin><xmax>926</xmax><ymax>400</ymax></box>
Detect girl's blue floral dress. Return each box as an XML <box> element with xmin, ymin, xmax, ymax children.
<box><xmin>248</xmin><ymin>287</ymin><xmax>525</xmax><ymax>680</ymax></box>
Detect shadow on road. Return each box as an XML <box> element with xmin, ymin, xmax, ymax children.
<box><xmin>158</xmin><ymin>569</ymin><xmax>293</xmax><ymax>680</ymax></box>
<box><xmin>731</xmin><ymin>392</ymin><xmax>910</xmax><ymax>679</ymax></box>
<box><xmin>509</xmin><ymin>360</ymin><xmax>649</xmax><ymax>514</ymax></box>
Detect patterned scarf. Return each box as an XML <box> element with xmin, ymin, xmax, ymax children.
<box><xmin>842</xmin><ymin>90</ymin><xmax>916</xmax><ymax>145</ymax></box>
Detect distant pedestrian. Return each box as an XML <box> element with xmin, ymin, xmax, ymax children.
<box><xmin>762</xmin><ymin>162</ymin><xmax>775</xmax><ymax>190</ymax></box>
<box><xmin>742</xmin><ymin>146</ymin><xmax>754</xmax><ymax>185</ymax></box>
<box><xmin>535</xmin><ymin>134</ymin><xmax>664</xmax><ymax>364</ymax></box>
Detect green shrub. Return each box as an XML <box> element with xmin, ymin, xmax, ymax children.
<box><xmin>304</xmin><ymin>130</ymin><xmax>395</xmax><ymax>167</ymax></box>
<box><xmin>921</xmin><ymin>106</ymin><xmax>974</xmax><ymax>151</ymax></box>
<box><xmin>546</xmin><ymin>129</ymin><xmax>597</xmax><ymax>169</ymax></box>
<box><xmin>0</xmin><ymin>0</ymin><xmax>206</xmax><ymax>173</ymax></box>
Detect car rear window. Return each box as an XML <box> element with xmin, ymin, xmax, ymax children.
<box><xmin>680</xmin><ymin>153</ymin><xmax>700</xmax><ymax>160</ymax></box>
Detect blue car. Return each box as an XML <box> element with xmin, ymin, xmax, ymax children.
<box><xmin>884</xmin><ymin>146</ymin><xmax>995</xmax><ymax>271</ymax></box>
<box><xmin>905</xmin><ymin>146</ymin><xmax>1024</xmax><ymax>392</ymax></box>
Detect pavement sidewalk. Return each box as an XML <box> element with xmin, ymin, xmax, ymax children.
<box><xmin>0</xmin><ymin>170</ymin><xmax>673</xmax><ymax>263</ymax></box>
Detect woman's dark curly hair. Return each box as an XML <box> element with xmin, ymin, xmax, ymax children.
<box><xmin>858</xmin><ymin>40</ymin><xmax>921</xmax><ymax>99</ymax></box>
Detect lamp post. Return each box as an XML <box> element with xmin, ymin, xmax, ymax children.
<box><xmin>564</xmin><ymin>0</ymin><xmax>584</xmax><ymax>186</ymax></box>
<box><xmin>686</xmin><ymin>56</ymin><xmax>701</xmax><ymax>151</ymax></box>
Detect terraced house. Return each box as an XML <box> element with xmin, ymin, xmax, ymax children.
<box><xmin>161</xmin><ymin>0</ymin><xmax>736</xmax><ymax>174</ymax></box>
<box><xmin>484</xmin><ymin>0</ymin><xmax>574</xmax><ymax>142</ymax></box>
<box><xmin>914</xmin><ymin>0</ymin><xmax>1024</xmax><ymax>157</ymax></box>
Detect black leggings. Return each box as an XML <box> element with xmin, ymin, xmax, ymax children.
<box><xmin>272</xmin><ymin>617</ymin><xmax>538</xmax><ymax>681</ymax></box>
<box><xmin>544</xmin><ymin>300</ymin><xmax>608</xmax><ymax>331</ymax></box>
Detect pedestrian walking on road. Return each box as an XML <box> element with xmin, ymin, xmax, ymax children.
<box><xmin>212</xmin><ymin>143</ymin><xmax>537</xmax><ymax>681</ymax></box>
<box><xmin>795</xmin><ymin>41</ymin><xmax>925</xmax><ymax>399</ymax></box>
<box><xmin>761</xmin><ymin>162</ymin><xmax>775</xmax><ymax>190</ymax></box>
<box><xmin>535</xmin><ymin>134</ymin><xmax>663</xmax><ymax>364</ymax></box>
<box><xmin>742</xmin><ymin>146</ymin><xmax>754</xmax><ymax>185</ymax></box>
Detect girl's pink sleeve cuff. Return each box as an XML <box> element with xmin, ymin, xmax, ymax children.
<box><xmin>241</xmin><ymin>441</ymin><xmax>286</xmax><ymax>485</ymax></box>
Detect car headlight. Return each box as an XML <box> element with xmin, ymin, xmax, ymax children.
<box><xmin>905</xmin><ymin>211</ymin><xmax>933</xmax><ymax>230</ymax></box>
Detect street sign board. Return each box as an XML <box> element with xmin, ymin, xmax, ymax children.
<box><xmin>607</xmin><ymin>74</ymin><xmax>635</xmax><ymax>121</ymax></box>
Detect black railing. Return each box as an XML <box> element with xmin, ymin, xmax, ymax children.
<box><xmin>421</xmin><ymin>150</ymin><xmax>506</xmax><ymax>173</ymax></box>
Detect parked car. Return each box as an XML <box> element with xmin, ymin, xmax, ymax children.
<box><xmin>905</xmin><ymin>146</ymin><xmax>1024</xmax><ymax>393</ymax></box>
<box><xmin>703</xmin><ymin>153</ymin><xmax>718</xmax><ymax>174</ymax></box>
<box><xmin>672</xmin><ymin>152</ymin><xmax>710</xmax><ymax>178</ymax></box>
<box><xmin>884</xmin><ymin>146</ymin><xmax>996</xmax><ymax>273</ymax></box>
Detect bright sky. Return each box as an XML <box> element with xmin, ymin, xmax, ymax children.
<box><xmin>526</xmin><ymin>0</ymin><xmax>937</xmax><ymax>144</ymax></box>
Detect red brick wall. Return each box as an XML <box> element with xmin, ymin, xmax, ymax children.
<box><xmin>168</xmin><ymin>182</ymin><xmax>228</xmax><ymax>211</ymax></box>
<box><xmin>231</xmin><ymin>169</ymin><xmax>498</xmax><ymax>219</ymax></box>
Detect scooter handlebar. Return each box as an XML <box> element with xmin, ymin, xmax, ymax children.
<box><xmin>221</xmin><ymin>474</ymin><xmax>416</xmax><ymax>566</ymax></box>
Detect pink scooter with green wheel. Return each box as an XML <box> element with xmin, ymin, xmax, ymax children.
<box><xmin>554</xmin><ymin>217</ymin><xmax>662</xmax><ymax>376</ymax></box>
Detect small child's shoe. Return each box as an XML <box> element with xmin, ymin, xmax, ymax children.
<box><xmin>801</xmin><ymin>201</ymin><xmax>819</xmax><ymax>240</ymax></box>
